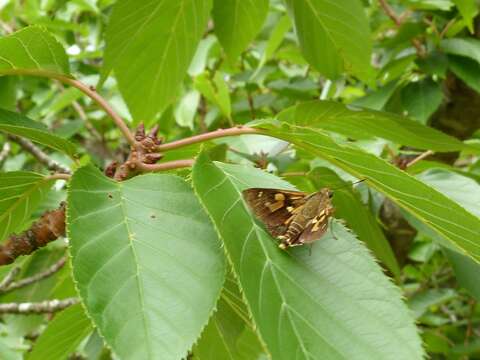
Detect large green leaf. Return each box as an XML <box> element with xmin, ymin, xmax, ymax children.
<box><xmin>212</xmin><ymin>0</ymin><xmax>269</xmax><ymax>61</ymax></box>
<box><xmin>277</xmin><ymin>101</ymin><xmax>474</xmax><ymax>153</ymax></box>
<box><xmin>28</xmin><ymin>304</ymin><xmax>93</xmax><ymax>360</ymax></box>
<box><xmin>308</xmin><ymin>167</ymin><xmax>400</xmax><ymax>277</ymax></box>
<box><xmin>417</xmin><ymin>169</ymin><xmax>480</xmax><ymax>301</ymax></box>
<box><xmin>0</xmin><ymin>172</ymin><xmax>54</xmax><ymax>242</ymax></box>
<box><xmin>193</xmin><ymin>275</ymin><xmax>266</xmax><ymax>359</ymax></box>
<box><xmin>285</xmin><ymin>0</ymin><xmax>373</xmax><ymax>81</ymax></box>
<box><xmin>103</xmin><ymin>0</ymin><xmax>212</xmax><ymax>121</ymax></box>
<box><xmin>0</xmin><ymin>109</ymin><xmax>77</xmax><ymax>158</ymax></box>
<box><xmin>256</xmin><ymin>123</ymin><xmax>480</xmax><ymax>262</ymax></box>
<box><xmin>67</xmin><ymin>165</ymin><xmax>225</xmax><ymax>360</ymax></box>
<box><xmin>193</xmin><ymin>152</ymin><xmax>424</xmax><ymax>360</ymax></box>
<box><xmin>0</xmin><ymin>26</ymin><xmax>70</xmax><ymax>77</ymax></box>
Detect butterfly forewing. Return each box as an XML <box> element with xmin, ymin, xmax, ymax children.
<box><xmin>242</xmin><ymin>188</ymin><xmax>307</xmax><ymax>237</ymax></box>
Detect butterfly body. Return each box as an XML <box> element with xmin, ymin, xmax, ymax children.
<box><xmin>242</xmin><ymin>188</ymin><xmax>334</xmax><ymax>249</ymax></box>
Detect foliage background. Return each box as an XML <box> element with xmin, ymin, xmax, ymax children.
<box><xmin>0</xmin><ymin>0</ymin><xmax>479</xmax><ymax>359</ymax></box>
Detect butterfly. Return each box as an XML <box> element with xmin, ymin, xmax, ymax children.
<box><xmin>242</xmin><ymin>188</ymin><xmax>335</xmax><ymax>249</ymax></box>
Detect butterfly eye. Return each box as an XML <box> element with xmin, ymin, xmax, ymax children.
<box><xmin>328</xmin><ymin>190</ymin><xmax>334</xmax><ymax>198</ymax></box>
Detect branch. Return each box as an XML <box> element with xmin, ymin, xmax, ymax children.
<box><xmin>8</xmin><ymin>135</ymin><xmax>71</xmax><ymax>174</ymax></box>
<box><xmin>0</xmin><ymin>141</ymin><xmax>10</xmax><ymax>167</ymax></box>
<box><xmin>406</xmin><ymin>150</ymin><xmax>434</xmax><ymax>168</ymax></box>
<box><xmin>156</xmin><ymin>126</ymin><xmax>259</xmax><ymax>151</ymax></box>
<box><xmin>0</xmin><ymin>298</ymin><xmax>78</xmax><ymax>314</ymax></box>
<box><xmin>378</xmin><ymin>0</ymin><xmax>401</xmax><ymax>25</ymax></box>
<box><xmin>137</xmin><ymin>159</ymin><xmax>195</xmax><ymax>172</ymax></box>
<box><xmin>0</xmin><ymin>256</ymin><xmax>67</xmax><ymax>294</ymax></box>
<box><xmin>0</xmin><ymin>203</ymin><xmax>66</xmax><ymax>266</ymax></box>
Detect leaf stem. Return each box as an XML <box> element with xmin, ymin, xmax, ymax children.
<box><xmin>58</xmin><ymin>77</ymin><xmax>136</xmax><ymax>145</ymax></box>
<box><xmin>136</xmin><ymin>159</ymin><xmax>195</xmax><ymax>172</ymax></box>
<box><xmin>156</xmin><ymin>126</ymin><xmax>259</xmax><ymax>151</ymax></box>
<box><xmin>46</xmin><ymin>173</ymin><xmax>72</xmax><ymax>181</ymax></box>
<box><xmin>406</xmin><ymin>150</ymin><xmax>434</xmax><ymax>168</ymax></box>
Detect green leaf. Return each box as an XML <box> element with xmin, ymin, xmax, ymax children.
<box><xmin>28</xmin><ymin>304</ymin><xmax>93</xmax><ymax>360</ymax></box>
<box><xmin>277</xmin><ymin>100</ymin><xmax>471</xmax><ymax>153</ymax></box>
<box><xmin>0</xmin><ymin>76</ymin><xmax>16</xmax><ymax>111</ymax></box>
<box><xmin>103</xmin><ymin>0</ymin><xmax>212</xmax><ymax>121</ymax></box>
<box><xmin>67</xmin><ymin>165</ymin><xmax>225</xmax><ymax>360</ymax></box>
<box><xmin>194</xmin><ymin>72</ymin><xmax>231</xmax><ymax>120</ymax></box>
<box><xmin>400</xmin><ymin>79</ymin><xmax>443</xmax><ymax>124</ymax></box>
<box><xmin>193</xmin><ymin>275</ymin><xmax>266</xmax><ymax>360</ymax></box>
<box><xmin>417</xmin><ymin>169</ymin><xmax>480</xmax><ymax>301</ymax></box>
<box><xmin>408</xmin><ymin>289</ymin><xmax>456</xmax><ymax>318</ymax></box>
<box><xmin>0</xmin><ymin>26</ymin><xmax>70</xmax><ymax>77</ymax></box>
<box><xmin>453</xmin><ymin>0</ymin><xmax>478</xmax><ymax>32</ymax></box>
<box><xmin>0</xmin><ymin>172</ymin><xmax>54</xmax><ymax>242</ymax></box>
<box><xmin>252</xmin><ymin>14</ymin><xmax>292</xmax><ymax>79</ymax></box>
<box><xmin>174</xmin><ymin>90</ymin><xmax>200</xmax><ymax>129</ymax></box>
<box><xmin>254</xmin><ymin>123</ymin><xmax>480</xmax><ymax>263</ymax></box>
<box><xmin>351</xmin><ymin>81</ymin><xmax>398</xmax><ymax>111</ymax></box>
<box><xmin>448</xmin><ymin>55</ymin><xmax>480</xmax><ymax>94</ymax></box>
<box><xmin>193</xmin><ymin>152</ymin><xmax>424</xmax><ymax>360</ymax></box>
<box><xmin>308</xmin><ymin>167</ymin><xmax>400</xmax><ymax>277</ymax></box>
<box><xmin>285</xmin><ymin>0</ymin><xmax>373</xmax><ymax>81</ymax></box>
<box><xmin>0</xmin><ymin>109</ymin><xmax>77</xmax><ymax>158</ymax></box>
<box><xmin>212</xmin><ymin>0</ymin><xmax>269</xmax><ymax>61</ymax></box>
<box><xmin>440</xmin><ymin>38</ymin><xmax>480</xmax><ymax>64</ymax></box>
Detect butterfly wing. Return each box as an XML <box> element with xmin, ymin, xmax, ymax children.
<box><xmin>242</xmin><ymin>188</ymin><xmax>307</xmax><ymax>238</ymax></box>
<box><xmin>297</xmin><ymin>206</ymin><xmax>334</xmax><ymax>244</ymax></box>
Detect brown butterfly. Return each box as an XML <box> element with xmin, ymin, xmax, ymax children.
<box><xmin>242</xmin><ymin>188</ymin><xmax>335</xmax><ymax>249</ymax></box>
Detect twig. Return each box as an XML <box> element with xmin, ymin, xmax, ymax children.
<box><xmin>406</xmin><ymin>150</ymin><xmax>434</xmax><ymax>168</ymax></box>
<box><xmin>55</xmin><ymin>81</ymin><xmax>102</xmax><ymax>140</ymax></box>
<box><xmin>156</xmin><ymin>126</ymin><xmax>259</xmax><ymax>151</ymax></box>
<box><xmin>46</xmin><ymin>173</ymin><xmax>71</xmax><ymax>181</ymax></box>
<box><xmin>378</xmin><ymin>0</ymin><xmax>426</xmax><ymax>57</ymax></box>
<box><xmin>137</xmin><ymin>159</ymin><xmax>195</xmax><ymax>172</ymax></box>
<box><xmin>0</xmin><ymin>298</ymin><xmax>78</xmax><ymax>314</ymax></box>
<box><xmin>0</xmin><ymin>257</ymin><xmax>66</xmax><ymax>294</ymax></box>
<box><xmin>0</xmin><ymin>141</ymin><xmax>10</xmax><ymax>167</ymax></box>
<box><xmin>0</xmin><ymin>267</ymin><xmax>20</xmax><ymax>291</ymax></box>
<box><xmin>378</xmin><ymin>0</ymin><xmax>401</xmax><ymax>25</ymax></box>
<box><xmin>58</xmin><ymin>77</ymin><xmax>135</xmax><ymax>145</ymax></box>
<box><xmin>8</xmin><ymin>135</ymin><xmax>71</xmax><ymax>174</ymax></box>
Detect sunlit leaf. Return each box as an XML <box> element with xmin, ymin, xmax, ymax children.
<box><xmin>193</xmin><ymin>152</ymin><xmax>424</xmax><ymax>360</ymax></box>
<box><xmin>254</xmin><ymin>122</ymin><xmax>480</xmax><ymax>263</ymax></box>
<box><xmin>285</xmin><ymin>0</ymin><xmax>373</xmax><ymax>81</ymax></box>
<box><xmin>0</xmin><ymin>26</ymin><xmax>70</xmax><ymax>77</ymax></box>
<box><xmin>103</xmin><ymin>0</ymin><xmax>212</xmax><ymax>121</ymax></box>
<box><xmin>277</xmin><ymin>100</ymin><xmax>472</xmax><ymax>153</ymax></box>
<box><xmin>67</xmin><ymin>165</ymin><xmax>225</xmax><ymax>360</ymax></box>
<box><xmin>0</xmin><ymin>172</ymin><xmax>54</xmax><ymax>242</ymax></box>
<box><xmin>212</xmin><ymin>0</ymin><xmax>269</xmax><ymax>61</ymax></box>
<box><xmin>308</xmin><ymin>167</ymin><xmax>400</xmax><ymax>277</ymax></box>
<box><xmin>0</xmin><ymin>109</ymin><xmax>77</xmax><ymax>158</ymax></box>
